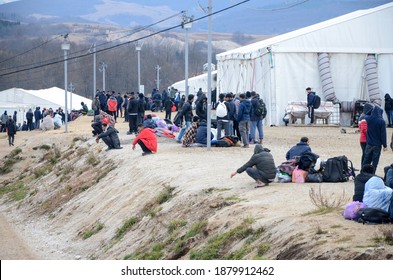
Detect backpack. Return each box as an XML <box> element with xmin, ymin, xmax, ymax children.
<box><xmin>254</xmin><ymin>98</ymin><xmax>267</xmax><ymax>119</ymax></box>
<box><xmin>343</xmin><ymin>201</ymin><xmax>366</xmax><ymax>220</ymax></box>
<box><xmin>313</xmin><ymin>94</ymin><xmax>321</xmax><ymax>109</ymax></box>
<box><xmin>219</xmin><ymin>135</ymin><xmax>239</xmax><ymax>146</ymax></box>
<box><xmin>216</xmin><ymin>101</ymin><xmax>227</xmax><ymax>118</ymax></box>
<box><xmin>357</xmin><ymin>207</ymin><xmax>391</xmax><ymax>224</ymax></box>
<box><xmin>214</xmin><ymin>139</ymin><xmax>232</xmax><ymax>147</ymax></box>
<box><xmin>322</xmin><ymin>155</ymin><xmax>355</xmax><ymax>182</ymax></box>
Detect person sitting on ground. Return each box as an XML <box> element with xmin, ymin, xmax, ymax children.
<box><xmin>91</xmin><ymin>115</ymin><xmax>103</xmax><ymax>136</ymax></box>
<box><xmin>182</xmin><ymin>116</ymin><xmax>200</xmax><ymax>147</ymax></box>
<box><xmin>286</xmin><ymin>136</ymin><xmax>312</xmax><ymax>160</ymax></box>
<box><xmin>384</xmin><ymin>164</ymin><xmax>393</xmax><ymax>189</ymax></box>
<box><xmin>353</xmin><ymin>164</ymin><xmax>375</xmax><ymax>202</ymax></box>
<box><xmin>191</xmin><ymin>120</ymin><xmax>213</xmax><ymax>147</ymax></box>
<box><xmin>21</xmin><ymin>121</ymin><xmax>29</xmax><ymax>131</ymax></box>
<box><xmin>96</xmin><ymin>118</ymin><xmax>122</xmax><ymax>151</ymax></box>
<box><xmin>132</xmin><ymin>123</ymin><xmax>157</xmax><ymax>156</ymax></box>
<box><xmin>143</xmin><ymin>114</ymin><xmax>157</xmax><ymax>129</ymax></box>
<box><xmin>363</xmin><ymin>176</ymin><xmax>393</xmax><ymax>212</ymax></box>
<box><xmin>230</xmin><ymin>144</ymin><xmax>277</xmax><ymax>188</ymax></box>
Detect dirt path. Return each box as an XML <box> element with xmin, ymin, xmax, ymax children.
<box><xmin>0</xmin><ymin>213</ymin><xmax>39</xmax><ymax>259</ymax></box>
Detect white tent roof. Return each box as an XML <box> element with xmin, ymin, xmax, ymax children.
<box><xmin>170</xmin><ymin>71</ymin><xmax>217</xmax><ymax>95</ymax></box>
<box><xmin>0</xmin><ymin>87</ymin><xmax>92</xmax><ymax>111</ymax></box>
<box><xmin>217</xmin><ymin>2</ymin><xmax>393</xmax><ymax>60</ymax></box>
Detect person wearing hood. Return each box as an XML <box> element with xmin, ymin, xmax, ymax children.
<box><xmin>194</xmin><ymin>120</ymin><xmax>213</xmax><ymax>147</ymax></box>
<box><xmin>5</xmin><ymin>115</ymin><xmax>17</xmax><ymax>146</ymax></box>
<box><xmin>362</xmin><ymin>106</ymin><xmax>387</xmax><ymax>171</ymax></box>
<box><xmin>363</xmin><ymin>176</ymin><xmax>393</xmax><ymax>212</ymax></box>
<box><xmin>230</xmin><ymin>144</ymin><xmax>276</xmax><ymax>188</ymax></box>
<box><xmin>195</xmin><ymin>94</ymin><xmax>207</xmax><ymax>121</ymax></box>
<box><xmin>358</xmin><ymin>103</ymin><xmax>374</xmax><ymax>166</ymax></box>
<box><xmin>34</xmin><ymin>107</ymin><xmax>42</xmax><ymax>130</ymax></box>
<box><xmin>0</xmin><ymin>110</ymin><xmax>8</xmax><ymax>132</ymax></box>
<box><xmin>384</xmin><ymin>93</ymin><xmax>393</xmax><ymax>127</ymax></box>
<box><xmin>237</xmin><ymin>93</ymin><xmax>252</xmax><ymax>148</ymax></box>
<box><xmin>26</xmin><ymin>108</ymin><xmax>34</xmax><ymax>131</ymax></box>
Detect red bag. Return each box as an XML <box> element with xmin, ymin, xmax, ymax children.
<box><xmin>171</xmin><ymin>105</ymin><xmax>176</xmax><ymax>112</ymax></box>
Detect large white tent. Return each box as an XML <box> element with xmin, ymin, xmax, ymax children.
<box><xmin>0</xmin><ymin>87</ymin><xmax>92</xmax><ymax>125</ymax></box>
<box><xmin>170</xmin><ymin>71</ymin><xmax>217</xmax><ymax>96</ymax></box>
<box><xmin>216</xmin><ymin>2</ymin><xmax>393</xmax><ymax>126</ymax></box>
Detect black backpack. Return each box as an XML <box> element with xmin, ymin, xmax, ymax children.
<box><xmin>254</xmin><ymin>99</ymin><xmax>267</xmax><ymax>119</ymax></box>
<box><xmin>313</xmin><ymin>94</ymin><xmax>321</xmax><ymax>109</ymax></box>
<box><xmin>358</xmin><ymin>207</ymin><xmax>392</xmax><ymax>224</ymax></box>
<box><xmin>322</xmin><ymin>156</ymin><xmax>355</xmax><ymax>182</ymax></box>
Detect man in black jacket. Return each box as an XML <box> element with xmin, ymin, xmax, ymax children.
<box><xmin>230</xmin><ymin>144</ymin><xmax>276</xmax><ymax>188</ymax></box>
<box><xmin>353</xmin><ymin>164</ymin><xmax>375</xmax><ymax>202</ymax></box>
<box><xmin>127</xmin><ymin>93</ymin><xmax>139</xmax><ymax>135</ymax></box>
<box><xmin>176</xmin><ymin>94</ymin><xmax>194</xmax><ymax>142</ymax></box>
<box><xmin>96</xmin><ymin>120</ymin><xmax>122</xmax><ymax>151</ymax></box>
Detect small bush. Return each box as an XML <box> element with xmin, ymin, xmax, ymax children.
<box><xmin>168</xmin><ymin>220</ymin><xmax>187</xmax><ymax>233</ymax></box>
<box><xmin>115</xmin><ymin>217</ymin><xmax>138</xmax><ymax>240</ymax></box>
<box><xmin>86</xmin><ymin>153</ymin><xmax>99</xmax><ymax>166</ymax></box>
<box><xmin>0</xmin><ymin>180</ymin><xmax>28</xmax><ymax>201</ymax></box>
<box><xmin>309</xmin><ymin>186</ymin><xmax>347</xmax><ymax>212</ymax></box>
<box><xmin>39</xmin><ymin>144</ymin><xmax>51</xmax><ymax>150</ymax></box>
<box><xmin>156</xmin><ymin>184</ymin><xmax>175</xmax><ymax>204</ymax></box>
<box><xmin>82</xmin><ymin>223</ymin><xmax>104</xmax><ymax>240</ymax></box>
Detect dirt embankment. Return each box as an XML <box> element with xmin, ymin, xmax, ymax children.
<box><xmin>0</xmin><ymin>114</ymin><xmax>392</xmax><ymax>260</ymax></box>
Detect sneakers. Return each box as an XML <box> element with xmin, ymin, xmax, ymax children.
<box><xmin>142</xmin><ymin>151</ymin><xmax>152</xmax><ymax>156</ymax></box>
<box><xmin>105</xmin><ymin>147</ymin><xmax>113</xmax><ymax>151</ymax></box>
<box><xmin>242</xmin><ymin>144</ymin><xmax>249</xmax><ymax>148</ymax></box>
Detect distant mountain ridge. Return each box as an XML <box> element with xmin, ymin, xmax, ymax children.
<box><xmin>0</xmin><ymin>0</ymin><xmax>390</xmax><ymax>35</ymax></box>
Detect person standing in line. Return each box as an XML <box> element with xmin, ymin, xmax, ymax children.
<box><xmin>127</xmin><ymin>93</ymin><xmax>139</xmax><ymax>135</ymax></box>
<box><xmin>384</xmin><ymin>93</ymin><xmax>393</xmax><ymax>127</ymax></box>
<box><xmin>26</xmin><ymin>108</ymin><xmax>34</xmax><ymax>131</ymax></box>
<box><xmin>138</xmin><ymin>93</ymin><xmax>146</xmax><ymax>125</ymax></box>
<box><xmin>236</xmin><ymin>93</ymin><xmax>251</xmax><ymax>148</ymax></box>
<box><xmin>92</xmin><ymin>94</ymin><xmax>101</xmax><ymax>117</ymax></box>
<box><xmin>230</xmin><ymin>144</ymin><xmax>276</xmax><ymax>188</ymax></box>
<box><xmin>306</xmin><ymin>87</ymin><xmax>316</xmax><ymax>124</ymax></box>
<box><xmin>226</xmin><ymin>93</ymin><xmax>236</xmax><ymax>136</ymax></box>
<box><xmin>116</xmin><ymin>92</ymin><xmax>124</xmax><ymax>118</ymax></box>
<box><xmin>0</xmin><ymin>110</ymin><xmax>8</xmax><ymax>132</ymax></box>
<box><xmin>250</xmin><ymin>91</ymin><xmax>264</xmax><ymax>144</ymax></box>
<box><xmin>216</xmin><ymin>93</ymin><xmax>230</xmax><ymax>139</ymax></box>
<box><xmin>5</xmin><ymin>115</ymin><xmax>17</xmax><ymax>146</ymax></box>
<box><xmin>358</xmin><ymin>103</ymin><xmax>373</xmax><ymax>166</ymax></box>
<box><xmin>176</xmin><ymin>94</ymin><xmax>194</xmax><ymax>142</ymax></box>
<box><xmin>12</xmin><ymin>111</ymin><xmax>17</xmax><ymax>124</ymax></box>
<box><xmin>362</xmin><ymin>106</ymin><xmax>387</xmax><ymax>172</ymax></box>
<box><xmin>164</xmin><ymin>97</ymin><xmax>174</xmax><ymax>121</ymax></box>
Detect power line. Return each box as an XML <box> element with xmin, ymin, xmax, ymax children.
<box><xmin>0</xmin><ymin>0</ymin><xmax>250</xmax><ymax>78</ymax></box>
<box><xmin>0</xmin><ymin>12</ymin><xmax>183</xmax><ymax>73</ymax></box>
<box><xmin>0</xmin><ymin>34</ymin><xmax>64</xmax><ymax>65</ymax></box>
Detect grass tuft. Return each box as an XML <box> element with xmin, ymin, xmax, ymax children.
<box><xmin>115</xmin><ymin>217</ymin><xmax>138</xmax><ymax>240</ymax></box>
<box><xmin>82</xmin><ymin>223</ymin><xmax>104</xmax><ymax>240</ymax></box>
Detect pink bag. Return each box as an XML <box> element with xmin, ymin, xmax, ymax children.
<box><xmin>292</xmin><ymin>166</ymin><xmax>308</xmax><ymax>183</ymax></box>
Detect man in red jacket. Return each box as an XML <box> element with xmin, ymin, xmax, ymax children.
<box><xmin>132</xmin><ymin>124</ymin><xmax>157</xmax><ymax>156</ymax></box>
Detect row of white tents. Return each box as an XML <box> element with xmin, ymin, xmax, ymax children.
<box><xmin>0</xmin><ymin>87</ymin><xmax>92</xmax><ymax>125</ymax></box>
<box><xmin>171</xmin><ymin>2</ymin><xmax>393</xmax><ymax>126</ymax></box>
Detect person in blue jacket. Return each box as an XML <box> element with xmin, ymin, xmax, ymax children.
<box><xmin>306</xmin><ymin>87</ymin><xmax>316</xmax><ymax>124</ymax></box>
<box><xmin>286</xmin><ymin>137</ymin><xmax>312</xmax><ymax>160</ymax></box>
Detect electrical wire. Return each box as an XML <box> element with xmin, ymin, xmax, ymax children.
<box><xmin>0</xmin><ymin>0</ymin><xmax>250</xmax><ymax>78</ymax></box>
<box><xmin>0</xmin><ymin>34</ymin><xmax>64</xmax><ymax>65</ymax></box>
<box><xmin>0</xmin><ymin>12</ymin><xmax>183</xmax><ymax>72</ymax></box>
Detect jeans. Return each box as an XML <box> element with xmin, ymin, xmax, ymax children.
<box><xmin>177</xmin><ymin>121</ymin><xmax>191</xmax><ymax>141</ymax></box>
<box><xmin>250</xmin><ymin>119</ymin><xmax>263</xmax><ymax>142</ymax></box>
<box><xmin>386</xmin><ymin>110</ymin><xmax>393</xmax><ymax>126</ymax></box>
<box><xmin>360</xmin><ymin>141</ymin><xmax>366</xmax><ymax>167</ymax></box>
<box><xmin>216</xmin><ymin>119</ymin><xmax>229</xmax><ymax>139</ymax></box>
<box><xmin>308</xmin><ymin>106</ymin><xmax>314</xmax><ymax>123</ymax></box>
<box><xmin>362</xmin><ymin>144</ymin><xmax>382</xmax><ymax>171</ymax></box>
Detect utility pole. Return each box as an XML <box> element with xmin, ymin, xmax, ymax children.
<box><xmin>155</xmin><ymin>65</ymin><xmax>161</xmax><ymax>90</ymax></box>
<box><xmin>182</xmin><ymin>12</ymin><xmax>193</xmax><ymax>98</ymax></box>
<box><xmin>93</xmin><ymin>43</ymin><xmax>96</xmax><ymax>100</ymax></box>
<box><xmin>206</xmin><ymin>0</ymin><xmax>213</xmax><ymax>150</ymax></box>
<box><xmin>68</xmin><ymin>82</ymin><xmax>75</xmax><ymax>110</ymax></box>
<box><xmin>61</xmin><ymin>35</ymin><xmax>70</xmax><ymax>133</ymax></box>
<box><xmin>99</xmin><ymin>62</ymin><xmax>107</xmax><ymax>91</ymax></box>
